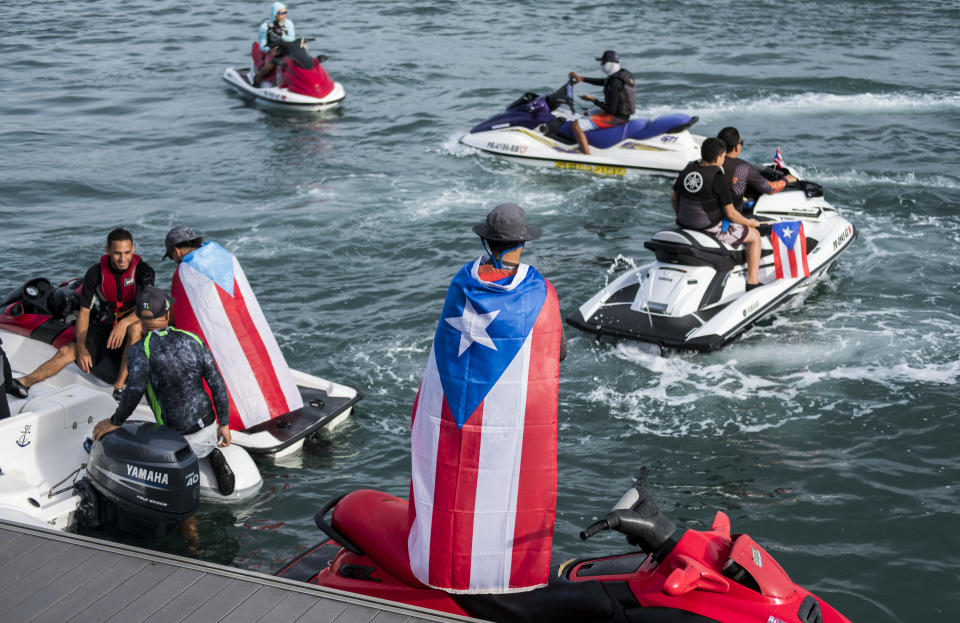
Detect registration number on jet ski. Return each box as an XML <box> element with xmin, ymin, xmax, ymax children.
<box><xmin>554</xmin><ymin>162</ymin><xmax>626</xmax><ymax>177</ymax></box>
<box><xmin>832</xmin><ymin>225</ymin><xmax>853</xmax><ymax>251</ymax></box>
<box><xmin>486</xmin><ymin>141</ymin><xmax>528</xmax><ymax>154</ymax></box>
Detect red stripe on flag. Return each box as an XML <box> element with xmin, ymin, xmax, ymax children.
<box><xmin>171</xmin><ymin>270</ymin><xmax>241</xmax><ymax>429</ymax></box>
<box><xmin>509</xmin><ymin>281</ymin><xmax>560</xmax><ymax>588</ymax></box>
<box><xmin>429</xmin><ymin>397</ymin><xmax>484</xmax><ymax>590</ymax></box>
<box><xmin>216</xmin><ymin>280</ymin><xmax>289</xmax><ymax>417</ymax></box>
<box><xmin>786</xmin><ymin>238</ymin><xmax>799</xmax><ymax>278</ymax></box>
<box><xmin>771</xmin><ymin>234</ymin><xmax>785</xmax><ymax>279</ymax></box>
<box><xmin>798</xmin><ymin>225</ymin><xmax>810</xmax><ymax>277</ymax></box>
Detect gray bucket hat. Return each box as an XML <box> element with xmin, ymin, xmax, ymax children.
<box><xmin>472</xmin><ymin>203</ymin><xmax>542</xmax><ymax>242</ymax></box>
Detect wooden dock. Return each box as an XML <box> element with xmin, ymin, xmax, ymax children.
<box><xmin>0</xmin><ymin>519</ymin><xmax>483</xmax><ymax>623</ymax></box>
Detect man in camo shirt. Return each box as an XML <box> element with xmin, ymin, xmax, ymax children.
<box><xmin>92</xmin><ymin>287</ymin><xmax>235</xmax><ymax>496</ymax></box>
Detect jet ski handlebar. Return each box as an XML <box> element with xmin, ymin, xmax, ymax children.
<box><xmin>580</xmin><ymin>467</ymin><xmax>679</xmax><ymax>560</ymax></box>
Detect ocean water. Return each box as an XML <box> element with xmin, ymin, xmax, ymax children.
<box><xmin>1</xmin><ymin>1</ymin><xmax>959</xmax><ymax>620</ymax></box>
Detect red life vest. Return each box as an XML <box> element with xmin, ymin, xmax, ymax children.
<box><xmin>96</xmin><ymin>254</ymin><xmax>141</xmax><ymax>325</ymax></box>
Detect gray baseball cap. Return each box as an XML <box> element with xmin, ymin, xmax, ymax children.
<box><xmin>162</xmin><ymin>226</ymin><xmax>200</xmax><ymax>260</ymax></box>
<box><xmin>472</xmin><ymin>203</ymin><xmax>542</xmax><ymax>242</ymax></box>
<box><xmin>135</xmin><ymin>287</ymin><xmax>175</xmax><ymax>319</ymax></box>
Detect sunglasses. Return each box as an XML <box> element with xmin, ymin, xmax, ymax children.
<box><xmin>277</xmin><ymin>10</ymin><xmax>287</xmax><ymax>15</ymax></box>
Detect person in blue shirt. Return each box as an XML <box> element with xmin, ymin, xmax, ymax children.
<box><xmin>253</xmin><ymin>2</ymin><xmax>297</xmax><ymax>87</ymax></box>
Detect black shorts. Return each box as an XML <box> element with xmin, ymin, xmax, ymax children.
<box><xmin>85</xmin><ymin>321</ymin><xmax>126</xmax><ymax>384</ymax></box>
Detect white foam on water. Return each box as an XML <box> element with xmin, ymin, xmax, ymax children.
<box><xmin>646</xmin><ymin>91</ymin><xmax>960</xmax><ymax>120</ymax></box>
<box><xmin>801</xmin><ymin>168</ymin><xmax>960</xmax><ymax>191</ymax></box>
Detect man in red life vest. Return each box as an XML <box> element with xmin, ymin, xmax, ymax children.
<box><xmin>13</xmin><ymin>228</ymin><xmax>155</xmax><ymax>398</ymax></box>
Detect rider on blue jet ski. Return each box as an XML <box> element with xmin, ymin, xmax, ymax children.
<box><xmin>254</xmin><ymin>2</ymin><xmax>298</xmax><ymax>87</ymax></box>
<box><xmin>568</xmin><ymin>50</ymin><xmax>637</xmax><ymax>155</ymax></box>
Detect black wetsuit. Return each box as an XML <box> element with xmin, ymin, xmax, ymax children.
<box><xmin>582</xmin><ymin>69</ymin><xmax>637</xmax><ymax>122</ymax></box>
<box><xmin>110</xmin><ymin>327</ymin><xmax>229</xmax><ymax>435</ymax></box>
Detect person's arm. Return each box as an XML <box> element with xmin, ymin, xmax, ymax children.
<box><xmin>723</xmin><ymin>203</ymin><xmax>759</xmax><ymax>228</ymax></box>
<box><xmin>93</xmin><ymin>346</ymin><xmax>147</xmax><ymax>438</ymax></box>
<box><xmin>258</xmin><ymin>21</ymin><xmax>269</xmax><ymax>49</ymax></box>
<box><xmin>592</xmin><ymin>78</ymin><xmax>620</xmax><ymax>115</ymax></box>
<box><xmin>136</xmin><ymin>262</ymin><xmax>156</xmax><ymax>289</ymax></box>
<box><xmin>75</xmin><ymin>307</ymin><xmax>93</xmax><ymax>372</ymax></box>
<box><xmin>580</xmin><ymin>76</ymin><xmax>605</xmax><ymax>86</ymax></box>
<box><xmin>106</xmin><ymin>312</ymin><xmax>138</xmax><ymax>350</ymax></box>
<box><xmin>199</xmin><ymin>344</ymin><xmax>231</xmax><ymax>446</ymax></box>
<box><xmin>283</xmin><ymin>18</ymin><xmax>296</xmax><ymax>41</ymax></box>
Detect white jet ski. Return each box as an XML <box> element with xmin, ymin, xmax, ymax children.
<box><xmin>223</xmin><ymin>39</ymin><xmax>345</xmax><ymax>111</ymax></box>
<box><xmin>0</xmin><ymin>329</ymin><xmax>263</xmax><ymax>531</ymax></box>
<box><xmin>460</xmin><ymin>80</ymin><xmax>704</xmax><ymax>177</ymax></box>
<box><xmin>566</xmin><ymin>167</ymin><xmax>857</xmax><ymax>352</ymax></box>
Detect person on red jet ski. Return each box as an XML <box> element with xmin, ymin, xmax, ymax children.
<box><xmin>567</xmin><ymin>50</ymin><xmax>637</xmax><ymax>155</ymax></box>
<box><xmin>12</xmin><ymin>228</ymin><xmax>155</xmax><ymax>399</ymax></box>
<box><xmin>253</xmin><ymin>2</ymin><xmax>297</xmax><ymax>87</ymax></box>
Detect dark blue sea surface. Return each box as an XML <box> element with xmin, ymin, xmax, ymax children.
<box><xmin>2</xmin><ymin>1</ymin><xmax>959</xmax><ymax>620</ymax></box>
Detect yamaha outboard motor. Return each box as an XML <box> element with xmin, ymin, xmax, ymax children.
<box><xmin>77</xmin><ymin>422</ymin><xmax>199</xmax><ymax>536</ymax></box>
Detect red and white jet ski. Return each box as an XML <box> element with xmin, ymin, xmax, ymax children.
<box><xmin>276</xmin><ymin>468</ymin><xmax>851</xmax><ymax>623</ymax></box>
<box><xmin>223</xmin><ymin>38</ymin><xmax>345</xmax><ymax>111</ymax></box>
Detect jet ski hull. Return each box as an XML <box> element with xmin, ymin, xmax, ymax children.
<box><xmin>461</xmin><ymin>125</ymin><xmax>703</xmax><ymax>177</ymax></box>
<box><xmin>223</xmin><ymin>66</ymin><xmax>346</xmax><ymax>111</ymax></box>
<box><xmin>568</xmin><ymin>187</ymin><xmax>857</xmax><ymax>351</ymax></box>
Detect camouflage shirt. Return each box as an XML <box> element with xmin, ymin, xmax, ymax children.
<box><xmin>110</xmin><ymin>327</ymin><xmax>229</xmax><ymax>433</ymax></box>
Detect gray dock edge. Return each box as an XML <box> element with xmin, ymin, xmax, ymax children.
<box><xmin>0</xmin><ymin>519</ymin><xmax>488</xmax><ymax>623</ymax></box>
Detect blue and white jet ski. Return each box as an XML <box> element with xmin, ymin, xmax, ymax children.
<box><xmin>566</xmin><ymin>165</ymin><xmax>857</xmax><ymax>352</ymax></box>
<box><xmin>460</xmin><ymin>81</ymin><xmax>704</xmax><ymax>177</ymax></box>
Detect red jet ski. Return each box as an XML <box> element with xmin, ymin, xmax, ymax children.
<box><xmin>223</xmin><ymin>38</ymin><xmax>345</xmax><ymax>111</ymax></box>
<box><xmin>276</xmin><ymin>468</ymin><xmax>851</xmax><ymax>622</ymax></box>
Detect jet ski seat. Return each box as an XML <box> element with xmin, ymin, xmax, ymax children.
<box><xmin>558</xmin><ymin>113</ymin><xmax>698</xmax><ymax>149</ymax></box>
<box><xmin>329</xmin><ymin>489</ymin><xmax>427</xmax><ymax>588</ymax></box>
<box><xmin>644</xmin><ymin>229</ymin><xmax>746</xmax><ymax>272</ymax></box>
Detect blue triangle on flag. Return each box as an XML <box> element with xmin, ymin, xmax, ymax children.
<box><xmin>433</xmin><ymin>263</ymin><xmax>546</xmax><ymax>429</ymax></box>
<box><xmin>772</xmin><ymin>221</ymin><xmax>803</xmax><ymax>252</ymax></box>
<box><xmin>183</xmin><ymin>241</ymin><xmax>236</xmax><ymax>296</ymax></box>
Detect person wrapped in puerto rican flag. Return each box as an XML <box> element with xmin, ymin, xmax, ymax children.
<box><xmin>408</xmin><ymin>203</ymin><xmax>566</xmax><ymax>594</ymax></box>
<box><xmin>162</xmin><ymin>226</ymin><xmax>303</xmax><ymax>432</ymax></box>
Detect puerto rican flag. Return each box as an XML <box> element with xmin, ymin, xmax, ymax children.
<box><xmin>170</xmin><ymin>241</ymin><xmax>303</xmax><ymax>430</ymax></box>
<box><xmin>770</xmin><ymin>221</ymin><xmax>810</xmax><ymax>279</ymax></box>
<box><xmin>773</xmin><ymin>147</ymin><xmax>785</xmax><ymax>169</ymax></box>
<box><xmin>408</xmin><ymin>257</ymin><xmax>562</xmax><ymax>594</ymax></box>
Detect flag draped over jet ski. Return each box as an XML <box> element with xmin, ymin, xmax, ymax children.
<box><xmin>0</xmin><ymin>272</ymin><xmax>359</xmax><ymax>457</ymax></box>
<box><xmin>460</xmin><ymin>80</ymin><xmax>704</xmax><ymax>177</ymax></box>
<box><xmin>223</xmin><ymin>37</ymin><xmax>345</xmax><ymax>111</ymax></box>
<box><xmin>275</xmin><ymin>468</ymin><xmax>852</xmax><ymax>622</ymax></box>
<box><xmin>566</xmin><ymin>165</ymin><xmax>857</xmax><ymax>352</ymax></box>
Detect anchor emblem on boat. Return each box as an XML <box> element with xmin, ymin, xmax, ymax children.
<box><xmin>16</xmin><ymin>425</ymin><xmax>31</xmax><ymax>448</ymax></box>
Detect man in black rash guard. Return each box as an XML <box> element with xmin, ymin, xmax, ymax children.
<box><xmin>13</xmin><ymin>228</ymin><xmax>154</xmax><ymax>399</ymax></box>
<box><xmin>568</xmin><ymin>49</ymin><xmax>637</xmax><ymax>155</ymax></box>
<box><xmin>92</xmin><ymin>287</ymin><xmax>235</xmax><ymax>497</ymax></box>
<box><xmin>671</xmin><ymin>137</ymin><xmax>763</xmax><ymax>290</ymax></box>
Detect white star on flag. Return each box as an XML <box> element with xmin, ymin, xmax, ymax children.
<box><xmin>445</xmin><ymin>299</ymin><xmax>500</xmax><ymax>357</ymax></box>
<box><xmin>781</xmin><ymin>226</ymin><xmax>794</xmax><ymax>239</ymax></box>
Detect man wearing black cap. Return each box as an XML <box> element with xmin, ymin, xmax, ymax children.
<box><xmin>11</xmin><ymin>228</ymin><xmax>154</xmax><ymax>400</ymax></box>
<box><xmin>92</xmin><ymin>286</ymin><xmax>235</xmax><ymax>496</ymax></box>
<box><xmin>407</xmin><ymin>203</ymin><xmax>565</xmax><ymax>593</ymax></box>
<box><xmin>568</xmin><ymin>50</ymin><xmax>637</xmax><ymax>155</ymax></box>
